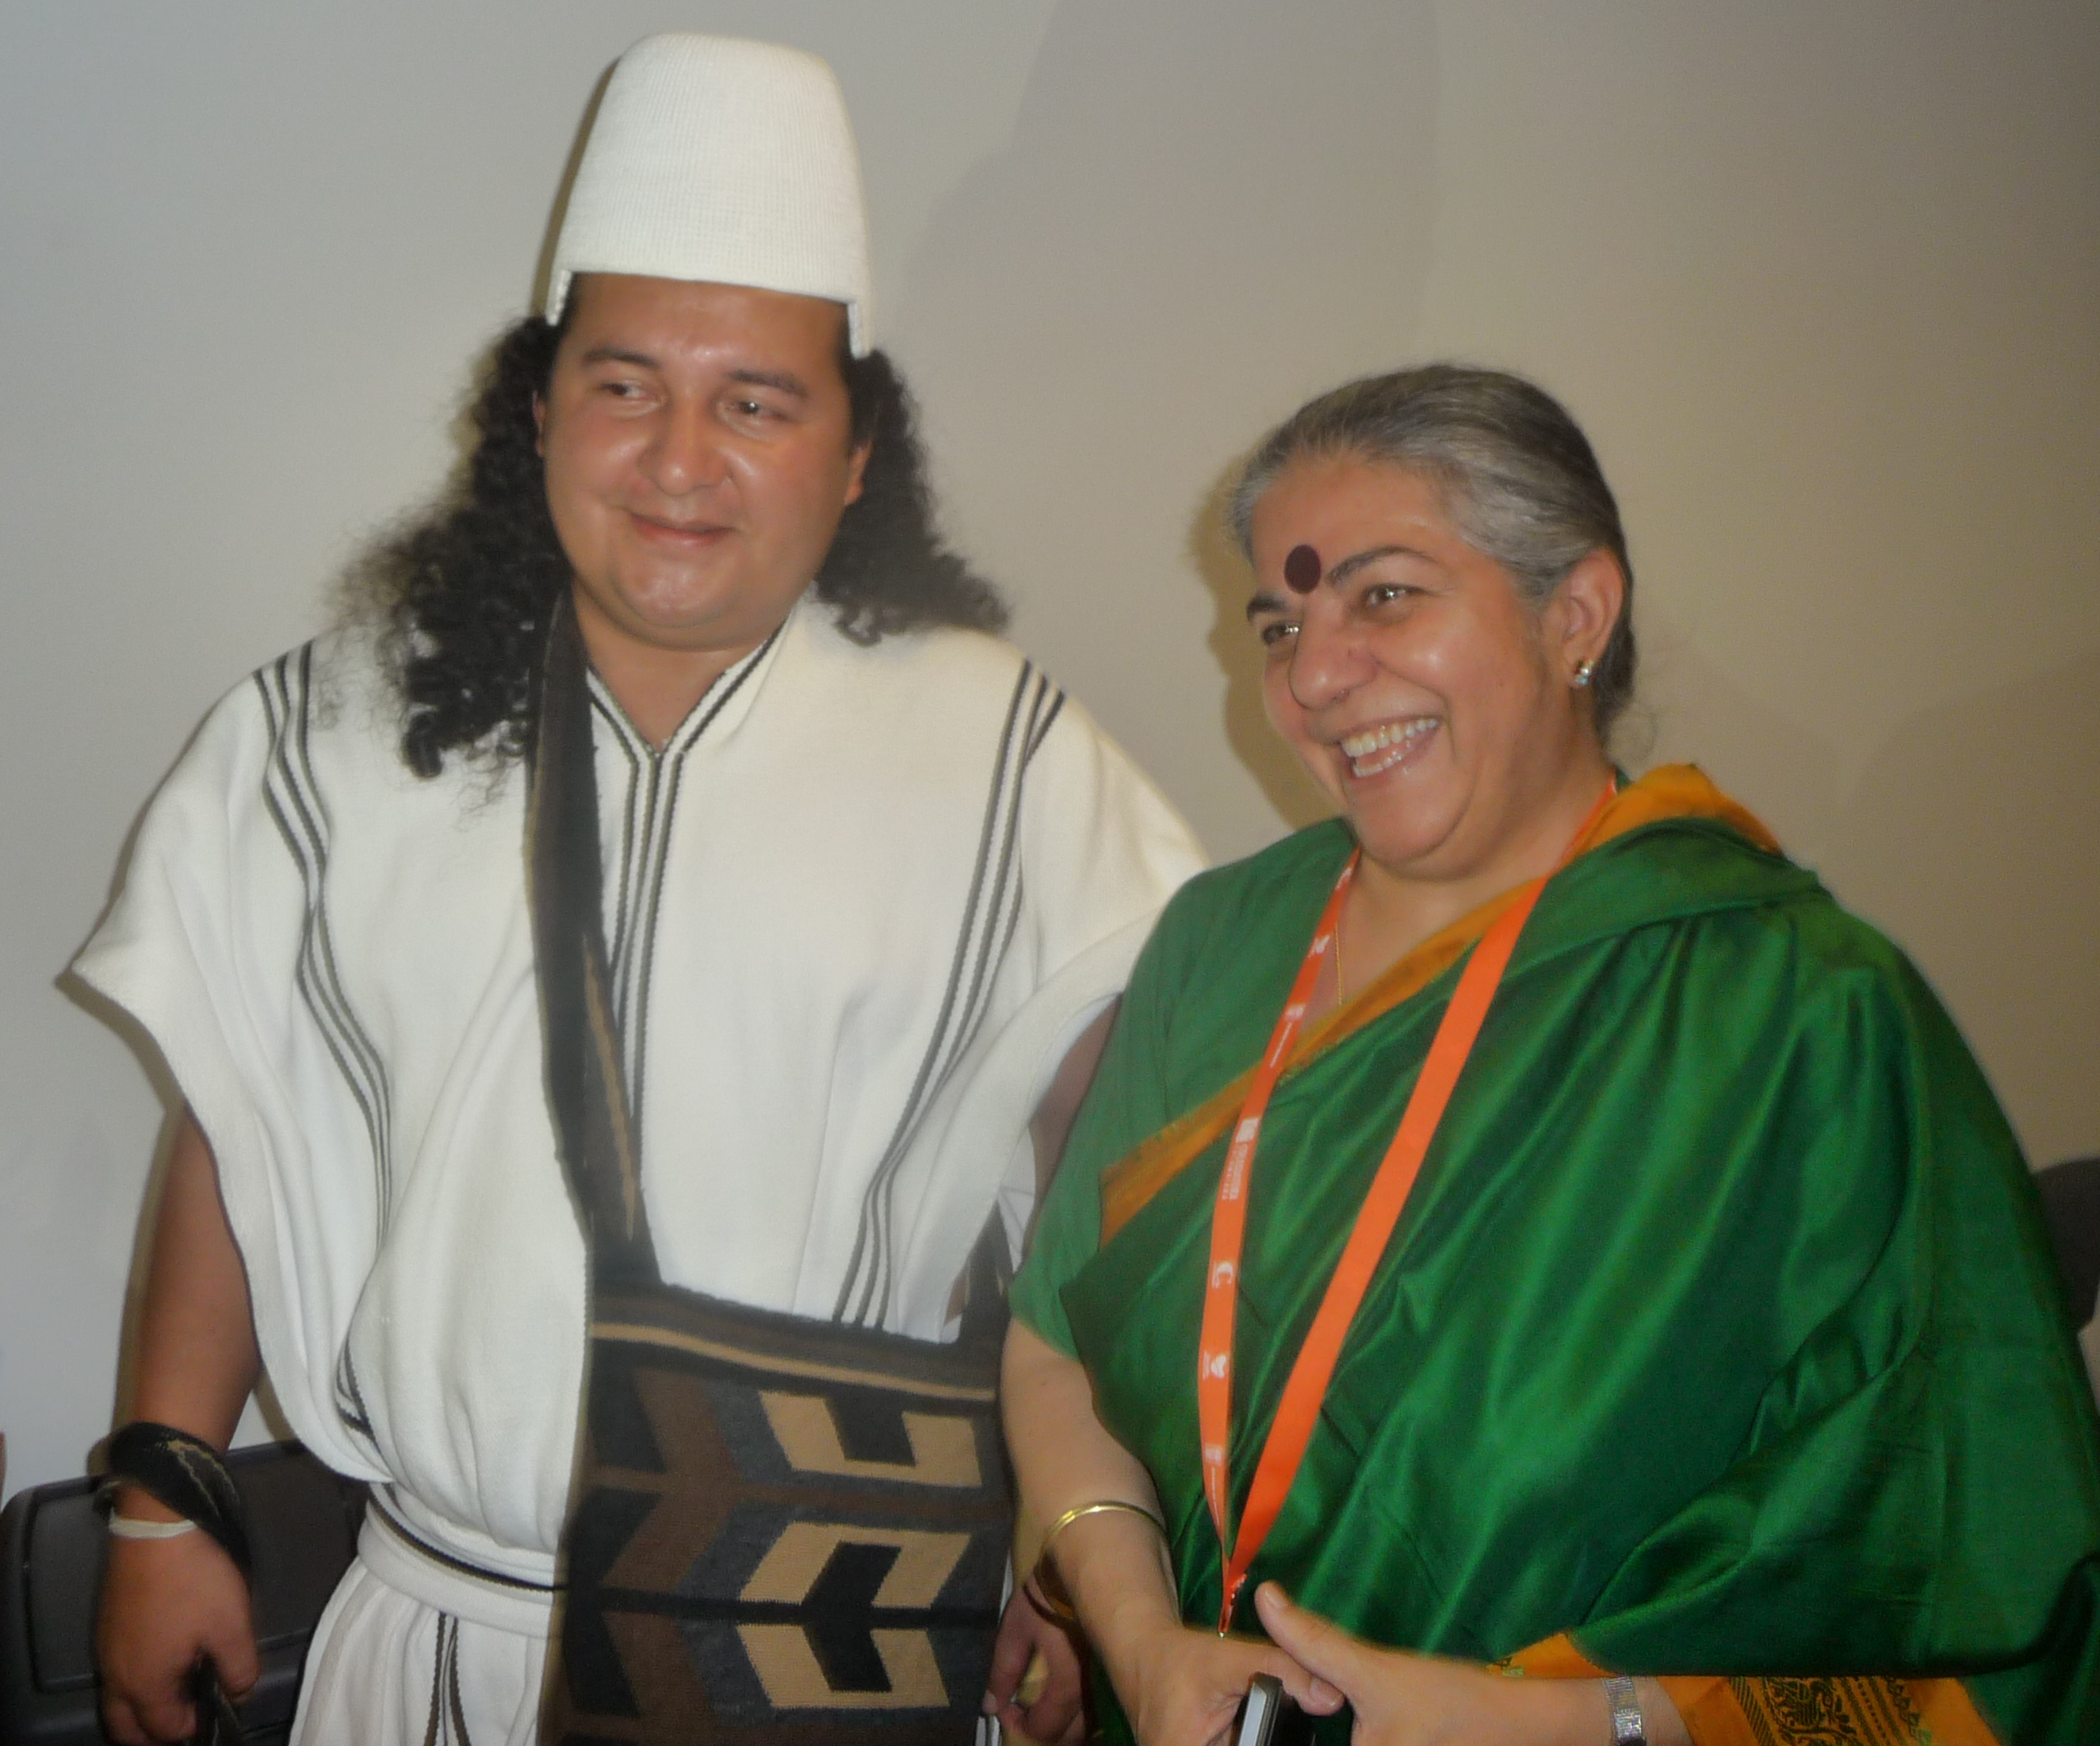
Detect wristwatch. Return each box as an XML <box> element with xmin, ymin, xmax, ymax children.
<box><xmin>1603</xmin><ymin>1675</ymin><xmax>1647</xmax><ymax>1746</ymax></box>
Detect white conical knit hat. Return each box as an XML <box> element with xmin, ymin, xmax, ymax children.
<box><xmin>545</xmin><ymin>34</ymin><xmax>873</xmax><ymax>355</ymax></box>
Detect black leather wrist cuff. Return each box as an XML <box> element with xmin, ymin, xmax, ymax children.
<box><xmin>97</xmin><ymin>1422</ymin><xmax>252</xmax><ymax>1579</ymax></box>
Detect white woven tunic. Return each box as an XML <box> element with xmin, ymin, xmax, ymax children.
<box><xmin>75</xmin><ymin>596</ymin><xmax>1202</xmax><ymax>1740</ymax></box>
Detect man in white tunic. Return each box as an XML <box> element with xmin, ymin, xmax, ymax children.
<box><xmin>79</xmin><ymin>36</ymin><xmax>1201</xmax><ymax>1746</ymax></box>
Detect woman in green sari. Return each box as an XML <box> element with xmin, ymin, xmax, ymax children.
<box><xmin>999</xmin><ymin>366</ymin><xmax>2100</xmax><ymax>1746</ymax></box>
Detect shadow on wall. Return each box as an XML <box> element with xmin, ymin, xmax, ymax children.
<box><xmin>52</xmin><ymin>976</ymin><xmax>297</xmax><ymax>1463</ymax></box>
<box><xmin>896</xmin><ymin>0</ymin><xmax>1440</xmax><ymax>423</ymax></box>
<box><xmin>1184</xmin><ymin>461</ymin><xmax>1333</xmax><ymax>835</ymax></box>
<box><xmin>529</xmin><ymin>62</ymin><xmax>615</xmax><ymax>312</ymax></box>
<box><xmin>891</xmin><ymin>0</ymin><xmax>1442</xmax><ymax>857</ymax></box>
<box><xmin>1647</xmin><ymin>628</ymin><xmax>2100</xmax><ymax>1163</ymax></box>
<box><xmin>52</xmin><ymin>979</ymin><xmax>186</xmax><ymax>1459</ymax></box>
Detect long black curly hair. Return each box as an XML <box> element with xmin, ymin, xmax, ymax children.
<box><xmin>359</xmin><ymin>310</ymin><xmax>1007</xmax><ymax>778</ymax></box>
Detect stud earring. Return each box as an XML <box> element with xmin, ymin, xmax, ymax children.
<box><xmin>1572</xmin><ymin>659</ymin><xmax>1596</xmax><ymax>689</ymax></box>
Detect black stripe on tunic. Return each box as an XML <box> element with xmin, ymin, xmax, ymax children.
<box><xmin>254</xmin><ymin>646</ymin><xmax>396</xmax><ymax>1242</ymax></box>
<box><xmin>835</xmin><ymin>663</ymin><xmax>1066</xmax><ymax>1328</ymax></box>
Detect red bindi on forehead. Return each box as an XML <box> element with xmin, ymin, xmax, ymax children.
<box><xmin>1283</xmin><ymin>545</ymin><xmax>1322</xmax><ymax>593</ymax></box>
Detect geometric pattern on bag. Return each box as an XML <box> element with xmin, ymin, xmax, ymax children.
<box><xmin>526</xmin><ymin>598</ymin><xmax>1013</xmax><ymax>1744</ymax></box>
<box><xmin>545</xmin><ymin>1282</ymin><xmax>1009</xmax><ymax>1746</ymax></box>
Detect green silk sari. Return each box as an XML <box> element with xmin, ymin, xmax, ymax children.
<box><xmin>1012</xmin><ymin>772</ymin><xmax>2100</xmax><ymax>1746</ymax></box>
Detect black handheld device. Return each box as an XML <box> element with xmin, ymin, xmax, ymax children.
<box><xmin>189</xmin><ymin>1660</ymin><xmax>244</xmax><ymax>1746</ymax></box>
<box><xmin>1233</xmin><ymin>1673</ymin><xmax>1286</xmax><ymax>1746</ymax></box>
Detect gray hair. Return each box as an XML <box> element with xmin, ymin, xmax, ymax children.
<box><xmin>1227</xmin><ymin>363</ymin><xmax>1637</xmax><ymax>737</ymax></box>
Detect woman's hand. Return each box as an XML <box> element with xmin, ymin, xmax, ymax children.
<box><xmin>1253</xmin><ymin>1584</ymin><xmax>1685</xmax><ymax>1746</ymax></box>
<box><xmin>97</xmin><ymin>1516</ymin><xmax>258</xmax><ymax>1745</ymax></box>
<box><xmin>1002</xmin><ymin>1322</ymin><xmax>1340</xmax><ymax>1746</ymax></box>
<box><xmin>1108</xmin><ymin>1611</ymin><xmax>1341</xmax><ymax>1746</ymax></box>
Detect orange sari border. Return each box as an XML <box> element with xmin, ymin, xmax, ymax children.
<box><xmin>1099</xmin><ymin>765</ymin><xmax>1777</xmax><ymax>1243</ymax></box>
<box><xmin>1498</xmin><ymin>1634</ymin><xmax>2002</xmax><ymax>1746</ymax></box>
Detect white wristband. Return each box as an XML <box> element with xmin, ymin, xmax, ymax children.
<box><xmin>108</xmin><ymin>1513</ymin><xmax>201</xmax><ymax>1541</ymax></box>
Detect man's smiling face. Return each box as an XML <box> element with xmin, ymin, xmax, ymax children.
<box><xmin>537</xmin><ymin>272</ymin><xmax>867</xmax><ymax>676</ymax></box>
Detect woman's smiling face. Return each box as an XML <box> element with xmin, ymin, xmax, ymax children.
<box><xmin>1248</xmin><ymin>454</ymin><xmax>1595</xmax><ymax>886</ymax></box>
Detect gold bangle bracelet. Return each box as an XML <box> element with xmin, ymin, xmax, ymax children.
<box><xmin>1028</xmin><ymin>1499</ymin><xmax>1169</xmax><ymax>1624</ymax></box>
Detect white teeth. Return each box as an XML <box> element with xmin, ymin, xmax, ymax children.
<box><xmin>1340</xmin><ymin>718</ymin><xmax>1436</xmax><ymax>759</ymax></box>
<box><xmin>1339</xmin><ymin>717</ymin><xmax>1439</xmax><ymax>779</ymax></box>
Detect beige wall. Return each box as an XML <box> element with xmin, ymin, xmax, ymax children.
<box><xmin>2</xmin><ymin>2</ymin><xmax>2094</xmax><ymax>1498</ymax></box>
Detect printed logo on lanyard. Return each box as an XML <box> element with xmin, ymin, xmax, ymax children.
<box><xmin>1196</xmin><ymin>783</ymin><xmax>1614</xmax><ymax>1633</ymax></box>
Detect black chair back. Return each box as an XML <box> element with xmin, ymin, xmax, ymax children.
<box><xmin>2036</xmin><ymin>1155</ymin><xmax>2100</xmax><ymax>1333</ymax></box>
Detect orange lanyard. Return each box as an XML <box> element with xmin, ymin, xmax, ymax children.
<box><xmin>1198</xmin><ymin>783</ymin><xmax>1614</xmax><ymax>1633</ymax></box>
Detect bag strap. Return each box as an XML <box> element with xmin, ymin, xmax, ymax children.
<box><xmin>98</xmin><ymin>1422</ymin><xmax>252</xmax><ymax>1578</ymax></box>
<box><xmin>526</xmin><ymin>594</ymin><xmax>659</xmax><ymax>1288</ymax></box>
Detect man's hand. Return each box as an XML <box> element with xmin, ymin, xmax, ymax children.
<box><xmin>98</xmin><ymin>1523</ymin><xmax>257</xmax><ymax>1746</ymax></box>
<box><xmin>984</xmin><ymin>1583</ymin><xmax>1086</xmax><ymax>1745</ymax></box>
<box><xmin>101</xmin><ymin>1108</ymin><xmax>262</xmax><ymax>1744</ymax></box>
